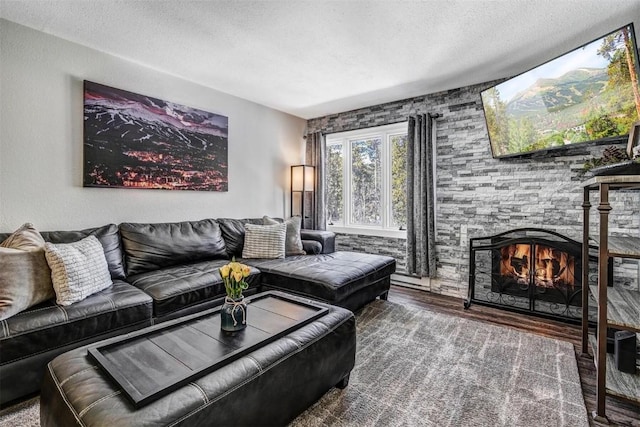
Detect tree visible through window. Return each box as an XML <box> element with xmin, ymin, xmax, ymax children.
<box><xmin>326</xmin><ymin>143</ymin><xmax>343</xmax><ymax>225</ymax></box>
<box><xmin>325</xmin><ymin>123</ymin><xmax>407</xmax><ymax>232</ymax></box>
<box><xmin>351</xmin><ymin>138</ymin><xmax>382</xmax><ymax>226</ymax></box>
<box><xmin>391</xmin><ymin>134</ymin><xmax>407</xmax><ymax>229</ymax></box>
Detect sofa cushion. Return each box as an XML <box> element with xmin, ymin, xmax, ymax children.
<box><xmin>217</xmin><ymin>218</ymin><xmax>264</xmax><ymax>258</ymax></box>
<box><xmin>244</xmin><ymin>251</ymin><xmax>396</xmax><ymax>304</ymax></box>
<box><xmin>0</xmin><ymin>223</ymin><xmax>45</xmax><ymax>251</ymax></box>
<box><xmin>264</xmin><ymin>216</ymin><xmax>305</xmax><ymax>256</ymax></box>
<box><xmin>120</xmin><ymin>219</ymin><xmax>228</xmax><ymax>276</ymax></box>
<box><xmin>40</xmin><ymin>224</ymin><xmax>126</xmax><ymax>280</ymax></box>
<box><xmin>0</xmin><ymin>247</ymin><xmax>55</xmax><ymax>321</ymax></box>
<box><xmin>126</xmin><ymin>259</ymin><xmax>261</xmax><ymax>318</ymax></box>
<box><xmin>44</xmin><ymin>236</ymin><xmax>113</xmax><ymax>306</ymax></box>
<box><xmin>242</xmin><ymin>223</ymin><xmax>287</xmax><ymax>259</ymax></box>
<box><xmin>0</xmin><ymin>280</ymin><xmax>152</xmax><ymax>365</ymax></box>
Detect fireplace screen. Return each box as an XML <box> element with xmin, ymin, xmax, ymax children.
<box><xmin>466</xmin><ymin>228</ymin><xmax>583</xmax><ymax>322</ymax></box>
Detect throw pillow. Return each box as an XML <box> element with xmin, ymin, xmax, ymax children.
<box><xmin>0</xmin><ymin>223</ymin><xmax>46</xmax><ymax>251</ymax></box>
<box><xmin>263</xmin><ymin>216</ymin><xmax>305</xmax><ymax>256</ymax></box>
<box><xmin>44</xmin><ymin>235</ymin><xmax>113</xmax><ymax>306</ymax></box>
<box><xmin>242</xmin><ymin>223</ymin><xmax>286</xmax><ymax>259</ymax></box>
<box><xmin>0</xmin><ymin>247</ymin><xmax>55</xmax><ymax>320</ymax></box>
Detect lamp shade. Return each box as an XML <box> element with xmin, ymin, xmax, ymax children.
<box><xmin>291</xmin><ymin>165</ymin><xmax>315</xmax><ymax>227</ymax></box>
<box><xmin>291</xmin><ymin>165</ymin><xmax>304</xmax><ymax>192</ymax></box>
<box><xmin>291</xmin><ymin>165</ymin><xmax>314</xmax><ymax>192</ymax></box>
<box><xmin>304</xmin><ymin>166</ymin><xmax>314</xmax><ymax>191</ymax></box>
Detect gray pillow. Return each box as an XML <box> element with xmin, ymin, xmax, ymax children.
<box><xmin>0</xmin><ymin>247</ymin><xmax>55</xmax><ymax>320</ymax></box>
<box><xmin>242</xmin><ymin>223</ymin><xmax>286</xmax><ymax>259</ymax></box>
<box><xmin>44</xmin><ymin>235</ymin><xmax>113</xmax><ymax>306</ymax></box>
<box><xmin>263</xmin><ymin>216</ymin><xmax>305</xmax><ymax>256</ymax></box>
<box><xmin>0</xmin><ymin>223</ymin><xmax>45</xmax><ymax>251</ymax></box>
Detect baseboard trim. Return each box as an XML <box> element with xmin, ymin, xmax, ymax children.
<box><xmin>390</xmin><ymin>273</ymin><xmax>430</xmax><ymax>290</ymax></box>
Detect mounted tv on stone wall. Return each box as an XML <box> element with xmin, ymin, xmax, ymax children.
<box><xmin>83</xmin><ymin>81</ymin><xmax>228</xmax><ymax>191</ymax></box>
<box><xmin>481</xmin><ymin>23</ymin><xmax>640</xmax><ymax>158</ymax></box>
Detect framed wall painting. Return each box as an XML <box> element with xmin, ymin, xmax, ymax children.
<box><xmin>83</xmin><ymin>81</ymin><xmax>228</xmax><ymax>191</ymax></box>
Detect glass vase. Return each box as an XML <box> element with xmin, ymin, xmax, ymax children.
<box><xmin>220</xmin><ymin>295</ymin><xmax>247</xmax><ymax>332</ymax></box>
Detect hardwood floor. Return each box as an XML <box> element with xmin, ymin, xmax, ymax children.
<box><xmin>387</xmin><ymin>285</ymin><xmax>640</xmax><ymax>427</ymax></box>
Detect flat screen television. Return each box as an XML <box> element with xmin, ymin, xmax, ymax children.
<box><xmin>481</xmin><ymin>23</ymin><xmax>640</xmax><ymax>158</ymax></box>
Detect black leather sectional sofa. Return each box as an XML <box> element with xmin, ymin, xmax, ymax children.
<box><xmin>0</xmin><ymin>218</ymin><xmax>396</xmax><ymax>406</ymax></box>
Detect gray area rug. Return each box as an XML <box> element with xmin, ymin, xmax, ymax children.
<box><xmin>0</xmin><ymin>396</ymin><xmax>39</xmax><ymax>427</ymax></box>
<box><xmin>290</xmin><ymin>300</ymin><xmax>589</xmax><ymax>427</ymax></box>
<box><xmin>0</xmin><ymin>300</ymin><xmax>588</xmax><ymax>427</ymax></box>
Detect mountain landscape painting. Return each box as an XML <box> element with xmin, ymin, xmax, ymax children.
<box><xmin>83</xmin><ymin>81</ymin><xmax>228</xmax><ymax>191</ymax></box>
<box><xmin>482</xmin><ymin>24</ymin><xmax>640</xmax><ymax>158</ymax></box>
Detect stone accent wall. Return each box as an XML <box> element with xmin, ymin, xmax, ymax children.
<box><xmin>307</xmin><ymin>82</ymin><xmax>640</xmax><ymax>299</ymax></box>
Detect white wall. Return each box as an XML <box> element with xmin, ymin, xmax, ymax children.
<box><xmin>0</xmin><ymin>19</ymin><xmax>307</xmax><ymax>231</ymax></box>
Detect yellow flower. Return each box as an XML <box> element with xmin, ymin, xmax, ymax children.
<box><xmin>220</xmin><ymin>265</ymin><xmax>230</xmax><ymax>279</ymax></box>
<box><xmin>242</xmin><ymin>266</ymin><xmax>251</xmax><ymax>278</ymax></box>
<box><xmin>232</xmin><ymin>270</ymin><xmax>243</xmax><ymax>282</ymax></box>
<box><xmin>230</xmin><ymin>262</ymin><xmax>242</xmax><ymax>273</ymax></box>
<box><xmin>221</xmin><ymin>260</ymin><xmax>250</xmax><ymax>298</ymax></box>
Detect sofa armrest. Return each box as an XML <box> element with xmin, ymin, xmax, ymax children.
<box><xmin>300</xmin><ymin>230</ymin><xmax>335</xmax><ymax>254</ymax></box>
<box><xmin>301</xmin><ymin>240</ymin><xmax>322</xmax><ymax>254</ymax></box>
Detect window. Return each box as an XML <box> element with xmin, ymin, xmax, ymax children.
<box><xmin>325</xmin><ymin>122</ymin><xmax>407</xmax><ymax>237</ymax></box>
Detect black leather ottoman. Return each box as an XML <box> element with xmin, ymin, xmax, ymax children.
<box><xmin>40</xmin><ymin>299</ymin><xmax>356</xmax><ymax>427</ymax></box>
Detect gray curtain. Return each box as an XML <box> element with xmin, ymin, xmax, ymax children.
<box><xmin>308</xmin><ymin>131</ymin><xmax>326</xmax><ymax>230</ymax></box>
<box><xmin>406</xmin><ymin>114</ymin><xmax>437</xmax><ymax>277</ymax></box>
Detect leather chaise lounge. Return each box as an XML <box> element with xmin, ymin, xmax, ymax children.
<box><xmin>0</xmin><ymin>218</ymin><xmax>396</xmax><ymax>406</ymax></box>
<box><xmin>217</xmin><ymin>218</ymin><xmax>395</xmax><ymax>312</ymax></box>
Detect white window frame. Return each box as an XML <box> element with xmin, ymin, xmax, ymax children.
<box><xmin>325</xmin><ymin>122</ymin><xmax>407</xmax><ymax>239</ymax></box>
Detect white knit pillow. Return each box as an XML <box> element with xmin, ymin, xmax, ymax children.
<box><xmin>44</xmin><ymin>235</ymin><xmax>113</xmax><ymax>306</ymax></box>
<box><xmin>242</xmin><ymin>223</ymin><xmax>286</xmax><ymax>259</ymax></box>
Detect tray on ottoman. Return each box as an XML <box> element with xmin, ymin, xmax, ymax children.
<box><xmin>88</xmin><ymin>291</ymin><xmax>328</xmax><ymax>408</ymax></box>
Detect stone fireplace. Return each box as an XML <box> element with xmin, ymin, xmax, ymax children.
<box><xmin>466</xmin><ymin>228</ymin><xmax>583</xmax><ymax>322</ymax></box>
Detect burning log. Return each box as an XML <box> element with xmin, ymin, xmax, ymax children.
<box><xmin>500</xmin><ymin>244</ymin><xmax>575</xmax><ymax>289</ymax></box>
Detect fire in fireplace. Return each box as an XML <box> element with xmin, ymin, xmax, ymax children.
<box><xmin>499</xmin><ymin>243</ymin><xmax>576</xmax><ymax>291</ymax></box>
<box><xmin>466</xmin><ymin>228</ymin><xmax>583</xmax><ymax>322</ymax></box>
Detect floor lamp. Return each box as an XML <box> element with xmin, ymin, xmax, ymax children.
<box><xmin>291</xmin><ymin>165</ymin><xmax>315</xmax><ymax>229</ymax></box>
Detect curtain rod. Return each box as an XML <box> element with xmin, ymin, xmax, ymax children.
<box><xmin>310</xmin><ymin>114</ymin><xmax>442</xmax><ymax>137</ymax></box>
<box><xmin>302</xmin><ymin>113</ymin><xmax>442</xmax><ymax>139</ymax></box>
<box><xmin>315</xmin><ymin>120</ymin><xmax>408</xmax><ymax>136</ymax></box>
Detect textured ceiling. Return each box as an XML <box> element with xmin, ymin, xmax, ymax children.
<box><xmin>1</xmin><ymin>0</ymin><xmax>640</xmax><ymax>119</ymax></box>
